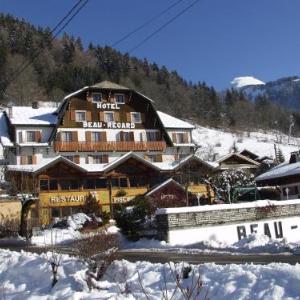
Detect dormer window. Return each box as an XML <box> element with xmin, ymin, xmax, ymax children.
<box><xmin>115</xmin><ymin>94</ymin><xmax>125</xmax><ymax>104</ymax></box>
<box><xmin>92</xmin><ymin>93</ymin><xmax>102</xmax><ymax>102</ymax></box>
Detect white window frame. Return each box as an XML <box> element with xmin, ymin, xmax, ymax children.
<box><xmin>115</xmin><ymin>93</ymin><xmax>125</xmax><ymax>104</ymax></box>
<box><xmin>61</xmin><ymin>131</ymin><xmax>72</xmax><ymax>142</ymax></box>
<box><xmin>75</xmin><ymin>110</ymin><xmax>87</xmax><ymax>122</ymax></box>
<box><xmin>104</xmin><ymin>111</ymin><xmax>114</xmax><ymax>122</ymax></box>
<box><xmin>26</xmin><ymin>131</ymin><xmax>36</xmax><ymax>142</ymax></box>
<box><xmin>131</xmin><ymin>112</ymin><xmax>141</xmax><ymax>123</ymax></box>
<box><xmin>92</xmin><ymin>92</ymin><xmax>102</xmax><ymax>103</ymax></box>
<box><xmin>91</xmin><ymin>132</ymin><xmax>101</xmax><ymax>142</ymax></box>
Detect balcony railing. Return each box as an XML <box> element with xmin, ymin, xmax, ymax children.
<box><xmin>54</xmin><ymin>141</ymin><xmax>167</xmax><ymax>152</ymax></box>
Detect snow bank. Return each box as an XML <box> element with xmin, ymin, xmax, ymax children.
<box><xmin>31</xmin><ymin>213</ymin><xmax>91</xmax><ymax>246</ymax></box>
<box><xmin>2</xmin><ymin>249</ymin><xmax>300</xmax><ymax>299</ymax></box>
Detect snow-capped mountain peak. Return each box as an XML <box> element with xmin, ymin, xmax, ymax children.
<box><xmin>231</xmin><ymin>76</ymin><xmax>265</xmax><ymax>89</ymax></box>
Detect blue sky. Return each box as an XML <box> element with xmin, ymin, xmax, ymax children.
<box><xmin>2</xmin><ymin>0</ymin><xmax>300</xmax><ymax>89</ymax></box>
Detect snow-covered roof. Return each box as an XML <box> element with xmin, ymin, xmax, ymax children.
<box><xmin>217</xmin><ymin>152</ymin><xmax>261</xmax><ymax>166</ymax></box>
<box><xmin>7</xmin><ymin>107</ymin><xmax>57</xmax><ymax>125</ymax></box>
<box><xmin>91</xmin><ymin>80</ymin><xmax>129</xmax><ymax>90</ymax></box>
<box><xmin>157</xmin><ymin>111</ymin><xmax>194</xmax><ymax>129</ymax></box>
<box><xmin>145</xmin><ymin>178</ymin><xmax>184</xmax><ymax>196</ymax></box>
<box><xmin>0</xmin><ymin>112</ymin><xmax>13</xmax><ymax>146</ymax></box>
<box><xmin>256</xmin><ymin>161</ymin><xmax>300</xmax><ymax>182</ymax></box>
<box><xmin>7</xmin><ymin>156</ymin><xmax>87</xmax><ymax>174</ymax></box>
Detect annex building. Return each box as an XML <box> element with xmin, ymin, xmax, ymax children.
<box><xmin>0</xmin><ymin>81</ymin><xmax>215</xmax><ymax>226</ymax></box>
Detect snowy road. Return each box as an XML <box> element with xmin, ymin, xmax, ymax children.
<box><xmin>1</xmin><ymin>242</ymin><xmax>300</xmax><ymax>265</ymax></box>
<box><xmin>116</xmin><ymin>250</ymin><xmax>300</xmax><ymax>265</ymax></box>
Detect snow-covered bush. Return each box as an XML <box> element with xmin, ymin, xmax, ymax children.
<box><xmin>210</xmin><ymin>169</ymin><xmax>255</xmax><ymax>202</ymax></box>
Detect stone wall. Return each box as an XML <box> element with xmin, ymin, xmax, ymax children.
<box><xmin>155</xmin><ymin>201</ymin><xmax>300</xmax><ymax>241</ymax></box>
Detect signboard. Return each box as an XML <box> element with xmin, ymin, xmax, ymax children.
<box><xmin>83</xmin><ymin>121</ymin><xmax>135</xmax><ymax>129</ymax></box>
<box><xmin>166</xmin><ymin>216</ymin><xmax>300</xmax><ymax>245</ymax></box>
<box><xmin>49</xmin><ymin>195</ymin><xmax>86</xmax><ymax>204</ymax></box>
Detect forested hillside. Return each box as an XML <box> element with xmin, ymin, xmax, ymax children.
<box><xmin>0</xmin><ymin>13</ymin><xmax>300</xmax><ymax>135</ymax></box>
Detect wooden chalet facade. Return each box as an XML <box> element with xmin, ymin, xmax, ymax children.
<box><xmin>1</xmin><ymin>81</ymin><xmax>216</xmax><ymax>226</ymax></box>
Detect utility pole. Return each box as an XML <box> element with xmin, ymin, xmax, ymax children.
<box><xmin>288</xmin><ymin>115</ymin><xmax>295</xmax><ymax>144</ymax></box>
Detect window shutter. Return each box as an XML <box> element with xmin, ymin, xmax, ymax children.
<box><xmin>70</xmin><ymin>110</ymin><xmax>75</xmax><ymax>121</ymax></box>
<box><xmin>20</xmin><ymin>156</ymin><xmax>27</xmax><ymax>165</ymax></box>
<box><xmin>100</xmin><ymin>132</ymin><xmax>107</xmax><ymax>142</ymax></box>
<box><xmin>74</xmin><ymin>155</ymin><xmax>80</xmax><ymax>164</ymax></box>
<box><xmin>114</xmin><ymin>112</ymin><xmax>120</xmax><ymax>122</ymax></box>
<box><xmin>120</xmin><ymin>131</ymin><xmax>124</xmax><ymax>142</ymax></box>
<box><xmin>141</xmin><ymin>113</ymin><xmax>145</xmax><ymax>123</ymax></box>
<box><xmin>86</xmin><ymin>131</ymin><xmax>91</xmax><ymax>142</ymax></box>
<box><xmin>35</xmin><ymin>131</ymin><xmax>41</xmax><ymax>142</ymax></box>
<box><xmin>102</xmin><ymin>154</ymin><xmax>109</xmax><ymax>163</ymax></box>
<box><xmin>32</xmin><ymin>155</ymin><xmax>37</xmax><ymax>165</ymax></box>
<box><xmin>172</xmin><ymin>133</ymin><xmax>177</xmax><ymax>143</ymax></box>
<box><xmin>129</xmin><ymin>132</ymin><xmax>134</xmax><ymax>141</ymax></box>
<box><xmin>126</xmin><ymin>112</ymin><xmax>131</xmax><ymax>122</ymax></box>
<box><xmin>99</xmin><ymin>111</ymin><xmax>104</xmax><ymax>121</ymax></box>
<box><xmin>72</xmin><ymin>131</ymin><xmax>78</xmax><ymax>142</ymax></box>
<box><xmin>87</xmin><ymin>111</ymin><xmax>92</xmax><ymax>121</ymax></box>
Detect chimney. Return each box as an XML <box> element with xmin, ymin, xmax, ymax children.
<box><xmin>32</xmin><ymin>101</ymin><xmax>39</xmax><ymax>109</ymax></box>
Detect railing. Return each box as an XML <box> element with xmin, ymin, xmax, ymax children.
<box><xmin>54</xmin><ymin>141</ymin><xmax>167</xmax><ymax>152</ymax></box>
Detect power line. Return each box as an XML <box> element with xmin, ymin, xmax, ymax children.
<box><xmin>128</xmin><ymin>0</ymin><xmax>201</xmax><ymax>54</ymax></box>
<box><xmin>2</xmin><ymin>0</ymin><xmax>89</xmax><ymax>95</ymax></box>
<box><xmin>111</xmin><ymin>0</ymin><xmax>186</xmax><ymax>48</ymax></box>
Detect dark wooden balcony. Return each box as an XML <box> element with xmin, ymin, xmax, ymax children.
<box><xmin>54</xmin><ymin>141</ymin><xmax>167</xmax><ymax>152</ymax></box>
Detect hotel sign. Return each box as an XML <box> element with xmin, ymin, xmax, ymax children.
<box><xmin>50</xmin><ymin>195</ymin><xmax>86</xmax><ymax>204</ymax></box>
<box><xmin>83</xmin><ymin>121</ymin><xmax>135</xmax><ymax>129</ymax></box>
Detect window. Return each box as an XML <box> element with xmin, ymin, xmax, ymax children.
<box><xmin>92</xmin><ymin>93</ymin><xmax>102</xmax><ymax>102</ymax></box>
<box><xmin>60</xmin><ymin>179</ymin><xmax>79</xmax><ymax>190</ymax></box>
<box><xmin>61</xmin><ymin>132</ymin><xmax>72</xmax><ymax>142</ymax></box>
<box><xmin>93</xmin><ymin>155</ymin><xmax>103</xmax><ymax>164</ymax></box>
<box><xmin>20</xmin><ymin>155</ymin><xmax>35</xmax><ymax>165</ymax></box>
<box><xmin>26</xmin><ymin>131</ymin><xmax>36</xmax><ymax>142</ymax></box>
<box><xmin>104</xmin><ymin>112</ymin><xmax>114</xmax><ymax>122</ymax></box>
<box><xmin>115</xmin><ymin>94</ymin><xmax>125</xmax><ymax>104</ymax></box>
<box><xmin>18</xmin><ymin>132</ymin><xmax>23</xmax><ymax>143</ymax></box>
<box><xmin>146</xmin><ymin>131</ymin><xmax>157</xmax><ymax>141</ymax></box>
<box><xmin>95</xmin><ymin>178</ymin><xmax>107</xmax><ymax>188</ymax></box>
<box><xmin>119</xmin><ymin>177</ymin><xmax>128</xmax><ymax>188</ymax></box>
<box><xmin>176</xmin><ymin>133</ymin><xmax>185</xmax><ymax>144</ymax></box>
<box><xmin>123</xmin><ymin>132</ymin><xmax>131</xmax><ymax>141</ymax></box>
<box><xmin>83</xmin><ymin>179</ymin><xmax>95</xmax><ymax>189</ymax></box>
<box><xmin>91</xmin><ymin>132</ymin><xmax>101</xmax><ymax>142</ymax></box>
<box><xmin>49</xmin><ymin>179</ymin><xmax>58</xmax><ymax>190</ymax></box>
<box><xmin>40</xmin><ymin>180</ymin><xmax>48</xmax><ymax>191</ymax></box>
<box><xmin>75</xmin><ymin>111</ymin><xmax>86</xmax><ymax>122</ymax></box>
<box><xmin>27</xmin><ymin>156</ymin><xmax>33</xmax><ymax>164</ymax></box>
<box><xmin>131</xmin><ymin>112</ymin><xmax>141</xmax><ymax>123</ymax></box>
<box><xmin>87</xmin><ymin>155</ymin><xmax>107</xmax><ymax>164</ymax></box>
<box><xmin>51</xmin><ymin>207</ymin><xmax>61</xmax><ymax>218</ymax></box>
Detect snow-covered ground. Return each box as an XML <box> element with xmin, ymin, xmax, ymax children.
<box><xmin>192</xmin><ymin>125</ymin><xmax>300</xmax><ymax>161</ymax></box>
<box><xmin>1</xmin><ymin>248</ymin><xmax>300</xmax><ymax>299</ymax></box>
